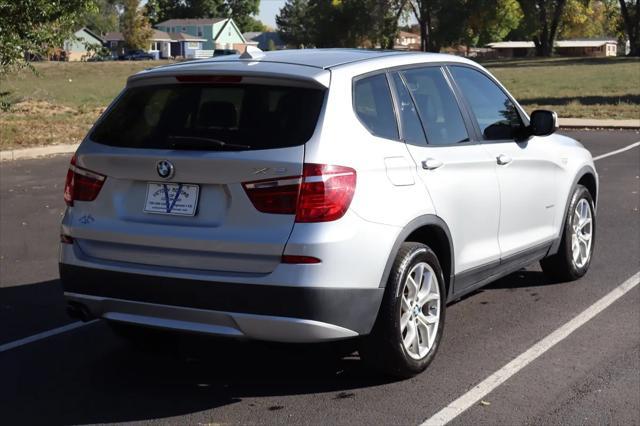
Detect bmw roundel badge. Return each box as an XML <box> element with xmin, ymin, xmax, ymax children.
<box><xmin>156</xmin><ymin>160</ymin><xmax>175</xmax><ymax>179</ymax></box>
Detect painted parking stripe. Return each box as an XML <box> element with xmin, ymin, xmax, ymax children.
<box><xmin>0</xmin><ymin>319</ymin><xmax>99</xmax><ymax>353</ymax></box>
<box><xmin>593</xmin><ymin>141</ymin><xmax>640</xmax><ymax>161</ymax></box>
<box><xmin>420</xmin><ymin>271</ymin><xmax>640</xmax><ymax>426</ymax></box>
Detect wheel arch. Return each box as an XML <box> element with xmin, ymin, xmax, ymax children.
<box><xmin>549</xmin><ymin>165</ymin><xmax>598</xmax><ymax>255</ymax></box>
<box><xmin>379</xmin><ymin>215</ymin><xmax>454</xmax><ymax>298</ymax></box>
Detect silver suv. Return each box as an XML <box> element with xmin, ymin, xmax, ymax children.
<box><xmin>61</xmin><ymin>49</ymin><xmax>597</xmax><ymax>377</ymax></box>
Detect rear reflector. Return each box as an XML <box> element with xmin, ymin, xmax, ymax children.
<box><xmin>64</xmin><ymin>154</ymin><xmax>106</xmax><ymax>206</ymax></box>
<box><xmin>175</xmin><ymin>75</ymin><xmax>243</xmax><ymax>83</ymax></box>
<box><xmin>242</xmin><ymin>163</ymin><xmax>356</xmax><ymax>222</ymax></box>
<box><xmin>281</xmin><ymin>255</ymin><xmax>321</xmax><ymax>264</ymax></box>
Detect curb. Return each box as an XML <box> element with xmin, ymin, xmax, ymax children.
<box><xmin>559</xmin><ymin>118</ymin><xmax>640</xmax><ymax>129</ymax></box>
<box><xmin>0</xmin><ymin>143</ymin><xmax>78</xmax><ymax>162</ymax></box>
<box><xmin>1</xmin><ymin>118</ymin><xmax>638</xmax><ymax>162</ymax></box>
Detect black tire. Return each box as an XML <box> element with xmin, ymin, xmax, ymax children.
<box><xmin>541</xmin><ymin>184</ymin><xmax>595</xmax><ymax>282</ymax></box>
<box><xmin>359</xmin><ymin>242</ymin><xmax>446</xmax><ymax>379</ymax></box>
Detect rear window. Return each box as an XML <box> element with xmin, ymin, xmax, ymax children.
<box><xmin>91</xmin><ymin>84</ymin><xmax>325</xmax><ymax>151</ymax></box>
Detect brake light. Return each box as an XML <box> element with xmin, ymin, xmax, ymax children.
<box><xmin>64</xmin><ymin>154</ymin><xmax>106</xmax><ymax>206</ymax></box>
<box><xmin>175</xmin><ymin>75</ymin><xmax>243</xmax><ymax>83</ymax></box>
<box><xmin>296</xmin><ymin>164</ymin><xmax>356</xmax><ymax>223</ymax></box>
<box><xmin>242</xmin><ymin>163</ymin><xmax>356</xmax><ymax>223</ymax></box>
<box><xmin>282</xmin><ymin>255</ymin><xmax>321</xmax><ymax>264</ymax></box>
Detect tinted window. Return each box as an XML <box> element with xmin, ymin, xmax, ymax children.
<box><xmin>449</xmin><ymin>66</ymin><xmax>523</xmax><ymax>140</ymax></box>
<box><xmin>401</xmin><ymin>67</ymin><xmax>469</xmax><ymax>145</ymax></box>
<box><xmin>91</xmin><ymin>84</ymin><xmax>325</xmax><ymax>151</ymax></box>
<box><xmin>391</xmin><ymin>72</ymin><xmax>427</xmax><ymax>146</ymax></box>
<box><xmin>354</xmin><ymin>74</ymin><xmax>398</xmax><ymax>140</ymax></box>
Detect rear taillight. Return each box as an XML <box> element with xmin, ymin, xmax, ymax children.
<box><xmin>64</xmin><ymin>154</ymin><xmax>106</xmax><ymax>206</ymax></box>
<box><xmin>242</xmin><ymin>163</ymin><xmax>356</xmax><ymax>223</ymax></box>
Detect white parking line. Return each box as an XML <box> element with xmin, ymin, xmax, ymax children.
<box><xmin>593</xmin><ymin>141</ymin><xmax>640</xmax><ymax>161</ymax></box>
<box><xmin>421</xmin><ymin>271</ymin><xmax>640</xmax><ymax>426</ymax></box>
<box><xmin>0</xmin><ymin>319</ymin><xmax>99</xmax><ymax>353</ymax></box>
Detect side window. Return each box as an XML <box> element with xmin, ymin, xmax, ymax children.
<box><xmin>449</xmin><ymin>66</ymin><xmax>523</xmax><ymax>140</ymax></box>
<box><xmin>354</xmin><ymin>74</ymin><xmax>399</xmax><ymax>140</ymax></box>
<box><xmin>401</xmin><ymin>67</ymin><xmax>469</xmax><ymax>145</ymax></box>
<box><xmin>391</xmin><ymin>72</ymin><xmax>427</xmax><ymax>146</ymax></box>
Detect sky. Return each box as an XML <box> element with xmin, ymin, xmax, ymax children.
<box><xmin>257</xmin><ymin>0</ymin><xmax>286</xmax><ymax>29</ymax></box>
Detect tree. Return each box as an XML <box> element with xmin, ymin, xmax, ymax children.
<box><xmin>121</xmin><ymin>0</ymin><xmax>153</xmax><ymax>50</ymax></box>
<box><xmin>410</xmin><ymin>0</ymin><xmax>472</xmax><ymax>51</ymax></box>
<box><xmin>241</xmin><ymin>16</ymin><xmax>268</xmax><ymax>32</ymax></box>
<box><xmin>0</xmin><ymin>0</ymin><xmax>95</xmax><ymax>76</ymax></box>
<box><xmin>464</xmin><ymin>0</ymin><xmax>523</xmax><ymax>47</ymax></box>
<box><xmin>82</xmin><ymin>0</ymin><xmax>120</xmax><ymax>35</ymax></box>
<box><xmin>225</xmin><ymin>0</ymin><xmax>260</xmax><ymax>32</ymax></box>
<box><xmin>516</xmin><ymin>0</ymin><xmax>569</xmax><ymax>56</ymax></box>
<box><xmin>559</xmin><ymin>0</ymin><xmax>621</xmax><ymax>39</ymax></box>
<box><xmin>277</xmin><ymin>0</ymin><xmax>314</xmax><ymax>47</ymax></box>
<box><xmin>619</xmin><ymin>0</ymin><xmax>639</xmax><ymax>55</ymax></box>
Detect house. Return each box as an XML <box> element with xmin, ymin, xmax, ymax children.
<box><xmin>485</xmin><ymin>41</ymin><xmax>536</xmax><ymax>57</ymax></box>
<box><xmin>155</xmin><ymin>18</ymin><xmax>247</xmax><ymax>52</ymax></box>
<box><xmin>243</xmin><ymin>32</ymin><xmax>285</xmax><ymax>50</ymax></box>
<box><xmin>487</xmin><ymin>39</ymin><xmax>618</xmax><ymax>57</ymax></box>
<box><xmin>104</xmin><ymin>29</ymin><xmax>203</xmax><ymax>59</ymax></box>
<box><xmin>63</xmin><ymin>28</ymin><xmax>104</xmax><ymax>61</ymax></box>
<box><xmin>555</xmin><ymin>39</ymin><xmax>617</xmax><ymax>57</ymax></box>
<box><xmin>395</xmin><ymin>31</ymin><xmax>421</xmax><ymax>51</ymax></box>
<box><xmin>104</xmin><ymin>30</ymin><xmax>173</xmax><ymax>59</ymax></box>
<box><xmin>166</xmin><ymin>32</ymin><xmax>207</xmax><ymax>58</ymax></box>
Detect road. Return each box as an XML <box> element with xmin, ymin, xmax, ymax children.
<box><xmin>1</xmin><ymin>130</ymin><xmax>639</xmax><ymax>425</ymax></box>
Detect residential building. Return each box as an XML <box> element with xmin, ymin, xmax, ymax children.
<box><xmin>63</xmin><ymin>28</ymin><xmax>104</xmax><ymax>61</ymax></box>
<box><xmin>243</xmin><ymin>32</ymin><xmax>285</xmax><ymax>50</ymax></box>
<box><xmin>155</xmin><ymin>18</ymin><xmax>247</xmax><ymax>52</ymax></box>
<box><xmin>394</xmin><ymin>31</ymin><xmax>421</xmax><ymax>51</ymax></box>
<box><xmin>487</xmin><ymin>39</ymin><xmax>618</xmax><ymax>57</ymax></box>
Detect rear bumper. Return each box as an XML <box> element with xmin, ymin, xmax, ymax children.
<box><xmin>60</xmin><ymin>264</ymin><xmax>384</xmax><ymax>342</ymax></box>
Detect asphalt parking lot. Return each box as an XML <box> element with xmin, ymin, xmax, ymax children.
<box><xmin>1</xmin><ymin>130</ymin><xmax>639</xmax><ymax>425</ymax></box>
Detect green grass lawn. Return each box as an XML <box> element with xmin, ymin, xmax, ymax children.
<box><xmin>482</xmin><ymin>56</ymin><xmax>640</xmax><ymax>120</ymax></box>
<box><xmin>0</xmin><ymin>56</ymin><xmax>638</xmax><ymax>150</ymax></box>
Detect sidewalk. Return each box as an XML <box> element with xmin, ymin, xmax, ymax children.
<box><xmin>559</xmin><ymin>118</ymin><xmax>640</xmax><ymax>129</ymax></box>
<box><xmin>1</xmin><ymin>118</ymin><xmax>639</xmax><ymax>162</ymax></box>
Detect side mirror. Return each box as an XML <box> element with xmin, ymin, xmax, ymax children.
<box><xmin>529</xmin><ymin>110</ymin><xmax>558</xmax><ymax>137</ymax></box>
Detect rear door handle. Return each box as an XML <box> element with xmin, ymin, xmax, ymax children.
<box><xmin>497</xmin><ymin>154</ymin><xmax>512</xmax><ymax>165</ymax></box>
<box><xmin>422</xmin><ymin>158</ymin><xmax>444</xmax><ymax>170</ymax></box>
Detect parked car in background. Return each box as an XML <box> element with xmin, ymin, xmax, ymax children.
<box><xmin>60</xmin><ymin>49</ymin><xmax>598</xmax><ymax>378</ymax></box>
<box><xmin>213</xmin><ymin>48</ymin><xmax>238</xmax><ymax>57</ymax></box>
<box><xmin>119</xmin><ymin>50</ymin><xmax>155</xmax><ymax>61</ymax></box>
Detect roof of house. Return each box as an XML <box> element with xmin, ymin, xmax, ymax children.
<box><xmin>103</xmin><ymin>31</ymin><xmax>123</xmax><ymax>42</ymax></box>
<box><xmin>103</xmin><ymin>30</ymin><xmax>198</xmax><ymax>42</ymax></box>
<box><xmin>167</xmin><ymin>32</ymin><xmax>207</xmax><ymax>42</ymax></box>
<box><xmin>156</xmin><ymin>18</ymin><xmax>226</xmax><ymax>27</ymax></box>
<box><xmin>75</xmin><ymin>27</ymin><xmax>104</xmax><ymax>44</ymax></box>
<box><xmin>487</xmin><ymin>41</ymin><xmax>535</xmax><ymax>49</ymax></box>
<box><xmin>488</xmin><ymin>39</ymin><xmax>617</xmax><ymax>49</ymax></box>
<box><xmin>242</xmin><ymin>32</ymin><xmax>284</xmax><ymax>49</ymax></box>
<box><xmin>555</xmin><ymin>39</ymin><xmax>617</xmax><ymax>47</ymax></box>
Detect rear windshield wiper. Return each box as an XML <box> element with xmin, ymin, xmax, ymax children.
<box><xmin>167</xmin><ymin>135</ymin><xmax>251</xmax><ymax>151</ymax></box>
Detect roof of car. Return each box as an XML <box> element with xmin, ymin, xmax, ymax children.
<box><xmin>152</xmin><ymin>49</ymin><xmax>473</xmax><ymax>72</ymax></box>
<box><xmin>133</xmin><ymin>49</ymin><xmax>479</xmax><ymax>88</ymax></box>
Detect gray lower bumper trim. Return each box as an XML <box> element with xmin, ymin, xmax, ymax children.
<box><xmin>65</xmin><ymin>293</ymin><xmax>359</xmax><ymax>343</ymax></box>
